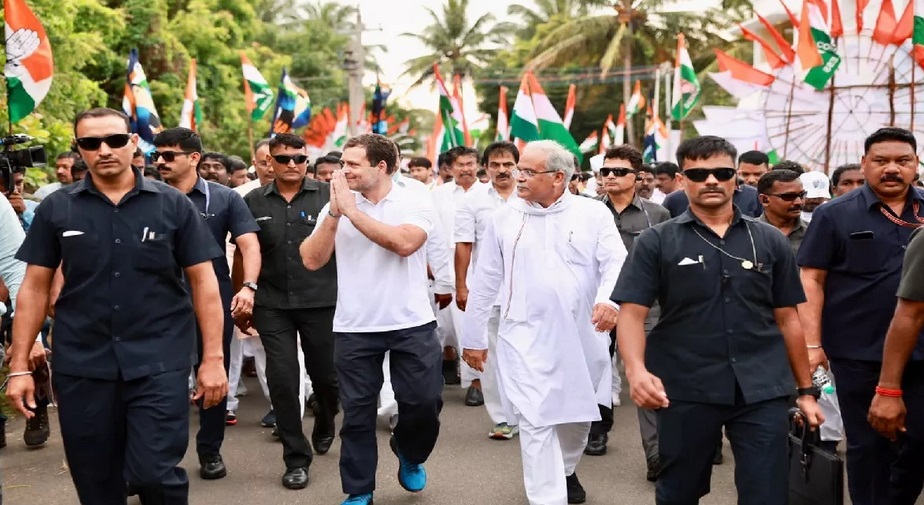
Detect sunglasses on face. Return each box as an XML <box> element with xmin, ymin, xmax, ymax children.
<box><xmin>75</xmin><ymin>134</ymin><xmax>131</xmax><ymax>151</ymax></box>
<box><xmin>600</xmin><ymin>167</ymin><xmax>637</xmax><ymax>178</ymax></box>
<box><xmin>767</xmin><ymin>191</ymin><xmax>807</xmax><ymax>202</ymax></box>
<box><xmin>153</xmin><ymin>151</ymin><xmax>195</xmax><ymax>162</ymax></box>
<box><xmin>273</xmin><ymin>154</ymin><xmax>309</xmax><ymax>165</ymax></box>
<box><xmin>682</xmin><ymin>167</ymin><xmax>737</xmax><ymax>183</ymax></box>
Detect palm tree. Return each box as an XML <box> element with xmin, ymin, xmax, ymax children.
<box><xmin>524</xmin><ymin>0</ymin><xmax>751</xmax><ymax>143</ymax></box>
<box><xmin>401</xmin><ymin>0</ymin><xmax>512</xmax><ymax>87</ymax></box>
<box><xmin>507</xmin><ymin>0</ymin><xmax>611</xmax><ymax>39</ymax></box>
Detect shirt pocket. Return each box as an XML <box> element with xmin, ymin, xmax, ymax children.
<box><xmin>136</xmin><ymin>233</ymin><xmax>176</xmax><ymax>273</ymax></box>
<box><xmin>564</xmin><ymin>230</ymin><xmax>595</xmax><ymax>266</ymax></box>
<box><xmin>844</xmin><ymin>236</ymin><xmax>885</xmax><ymax>274</ymax></box>
<box><xmin>60</xmin><ymin>232</ymin><xmax>99</xmax><ymax>275</ymax></box>
<box><xmin>664</xmin><ymin>263</ymin><xmax>715</xmax><ymax>307</ymax></box>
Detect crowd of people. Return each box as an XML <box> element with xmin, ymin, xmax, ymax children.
<box><xmin>0</xmin><ymin>106</ymin><xmax>923</xmax><ymax>505</ymax></box>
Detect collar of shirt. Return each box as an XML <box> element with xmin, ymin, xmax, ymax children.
<box><xmin>188</xmin><ymin>175</ymin><xmax>208</xmax><ymax>197</ymax></box>
<box><xmin>858</xmin><ymin>183</ymin><xmax>924</xmax><ymax>210</ymax></box>
<box><xmin>757</xmin><ymin>213</ymin><xmax>806</xmax><ymax>235</ymax></box>
<box><xmin>67</xmin><ymin>167</ymin><xmax>162</xmax><ymax>199</ymax></box>
<box><xmin>600</xmin><ymin>192</ymin><xmax>644</xmax><ymax>214</ymax></box>
<box><xmin>354</xmin><ymin>180</ymin><xmax>404</xmax><ymax>207</ymax></box>
<box><xmin>263</xmin><ymin>177</ymin><xmax>319</xmax><ymax>197</ymax></box>
<box><xmin>675</xmin><ymin>205</ymin><xmax>745</xmax><ymax>228</ymax></box>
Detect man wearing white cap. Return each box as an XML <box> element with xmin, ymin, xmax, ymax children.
<box><xmin>583</xmin><ymin>154</ymin><xmax>605</xmax><ymax>197</ymax></box>
<box><xmin>799</xmin><ymin>171</ymin><xmax>831</xmax><ymax>224</ymax></box>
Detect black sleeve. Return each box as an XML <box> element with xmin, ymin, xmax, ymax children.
<box><xmin>173</xmin><ymin>194</ymin><xmax>223</xmax><ymax>268</ymax></box>
<box><xmin>663</xmin><ymin>192</ymin><xmax>688</xmax><ymax>218</ymax></box>
<box><xmin>611</xmin><ymin>227</ymin><xmax>662</xmax><ymax>307</ymax></box>
<box><xmin>227</xmin><ymin>190</ymin><xmax>261</xmax><ymax>240</ymax></box>
<box><xmin>767</xmin><ymin>227</ymin><xmax>807</xmax><ymax>307</ymax></box>
<box><xmin>14</xmin><ymin>198</ymin><xmax>60</xmax><ymax>268</ymax></box>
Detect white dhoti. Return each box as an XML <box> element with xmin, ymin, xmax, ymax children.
<box><xmin>242</xmin><ymin>335</ymin><xmax>273</xmax><ymax>405</ymax></box>
<box><xmin>482</xmin><ymin>305</ymin><xmax>509</xmax><ymax>425</ymax></box>
<box><xmin>518</xmin><ymin>416</ymin><xmax>591</xmax><ymax>505</ymax></box>
<box><xmin>437</xmin><ymin>297</ymin><xmax>482</xmax><ymax>386</ymax></box>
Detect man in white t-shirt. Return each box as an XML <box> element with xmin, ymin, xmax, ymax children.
<box><xmin>301</xmin><ymin>134</ymin><xmax>442</xmax><ymax>505</ymax></box>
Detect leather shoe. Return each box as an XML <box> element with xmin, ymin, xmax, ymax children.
<box><xmin>566</xmin><ymin>472</ymin><xmax>586</xmax><ymax>504</ymax></box>
<box><xmin>713</xmin><ymin>445</ymin><xmax>724</xmax><ymax>465</ymax></box>
<box><xmin>313</xmin><ymin>433</ymin><xmax>335</xmax><ymax>455</ymax></box>
<box><xmin>199</xmin><ymin>454</ymin><xmax>227</xmax><ymax>480</ymax></box>
<box><xmin>282</xmin><ymin>466</ymin><xmax>309</xmax><ymax>489</ymax></box>
<box><xmin>464</xmin><ymin>386</ymin><xmax>484</xmax><ymax>406</ymax></box>
<box><xmin>583</xmin><ymin>433</ymin><xmax>607</xmax><ymax>456</ymax></box>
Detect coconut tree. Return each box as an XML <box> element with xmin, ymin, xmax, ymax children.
<box><xmin>401</xmin><ymin>0</ymin><xmax>513</xmax><ymax>87</ymax></box>
<box><xmin>507</xmin><ymin>0</ymin><xmax>611</xmax><ymax>39</ymax></box>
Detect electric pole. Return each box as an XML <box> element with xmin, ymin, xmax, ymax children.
<box><xmin>343</xmin><ymin>10</ymin><xmax>365</xmax><ymax>136</ymax></box>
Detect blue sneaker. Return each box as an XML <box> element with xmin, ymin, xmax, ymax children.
<box><xmin>261</xmin><ymin>409</ymin><xmax>276</xmax><ymax>428</ymax></box>
<box><xmin>390</xmin><ymin>434</ymin><xmax>427</xmax><ymax>492</ymax></box>
<box><xmin>341</xmin><ymin>493</ymin><xmax>373</xmax><ymax>505</ymax></box>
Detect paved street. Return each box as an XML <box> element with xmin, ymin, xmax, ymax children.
<box><xmin>0</xmin><ymin>376</ymin><xmax>819</xmax><ymax>504</ymax></box>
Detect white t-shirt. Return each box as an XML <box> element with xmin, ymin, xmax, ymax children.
<box><xmin>315</xmin><ymin>182</ymin><xmax>437</xmax><ymax>332</ymax></box>
<box><xmin>33</xmin><ymin>182</ymin><xmax>62</xmax><ymax>201</ymax></box>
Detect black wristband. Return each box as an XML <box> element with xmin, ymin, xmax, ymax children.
<box><xmin>796</xmin><ymin>387</ymin><xmax>818</xmax><ymax>398</ymax></box>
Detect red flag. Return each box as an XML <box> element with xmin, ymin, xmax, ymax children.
<box><xmin>830</xmin><ymin>0</ymin><xmax>845</xmax><ymax>37</ymax></box>
<box><xmin>755</xmin><ymin>13</ymin><xmax>797</xmax><ymax>62</ymax></box>
<box><xmin>893</xmin><ymin>0</ymin><xmax>915</xmax><ymax>45</ymax></box>
<box><xmin>780</xmin><ymin>0</ymin><xmax>801</xmax><ymax>25</ymax></box>
<box><xmin>857</xmin><ymin>0</ymin><xmax>870</xmax><ymax>32</ymax></box>
<box><xmin>740</xmin><ymin>24</ymin><xmax>788</xmax><ymax>68</ymax></box>
<box><xmin>873</xmin><ymin>0</ymin><xmax>898</xmax><ymax>45</ymax></box>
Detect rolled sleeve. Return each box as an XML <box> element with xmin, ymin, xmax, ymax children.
<box><xmin>610</xmin><ymin>227</ymin><xmax>661</xmax><ymax>307</ymax></box>
<box><xmin>173</xmin><ymin>195</ymin><xmax>223</xmax><ymax>267</ymax></box>
<box><xmin>898</xmin><ymin>228</ymin><xmax>924</xmax><ymax>301</ymax></box>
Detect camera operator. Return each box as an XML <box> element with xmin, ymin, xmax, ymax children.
<box><xmin>0</xmin><ymin>165</ymin><xmax>38</xmax><ymax>232</ymax></box>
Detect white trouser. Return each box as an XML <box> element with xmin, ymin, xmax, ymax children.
<box><xmin>241</xmin><ymin>335</ymin><xmax>272</xmax><ymax>406</ymax></box>
<box><xmin>611</xmin><ymin>352</ymin><xmax>622</xmax><ymax>399</ymax></box>
<box><xmin>518</xmin><ymin>416</ymin><xmax>591</xmax><ymax>505</ymax></box>
<box><xmin>228</xmin><ymin>328</ymin><xmax>245</xmax><ymax>411</ymax></box>
<box><xmin>482</xmin><ymin>306</ymin><xmax>508</xmax><ymax>425</ymax></box>
<box><xmin>819</xmin><ymin>371</ymin><xmax>845</xmax><ymax>442</ymax></box>
<box><xmin>296</xmin><ymin>335</ymin><xmax>312</xmax><ymax>418</ymax></box>
<box><xmin>378</xmin><ymin>352</ymin><xmax>398</xmax><ymax>420</ymax></box>
<box><xmin>436</xmin><ymin>295</ymin><xmax>482</xmax><ymax>385</ymax></box>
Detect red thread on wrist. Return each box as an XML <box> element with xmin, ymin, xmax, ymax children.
<box><xmin>875</xmin><ymin>386</ymin><xmax>903</xmax><ymax>397</ymax></box>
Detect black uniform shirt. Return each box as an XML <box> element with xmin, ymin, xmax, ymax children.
<box><xmin>16</xmin><ymin>169</ymin><xmax>222</xmax><ymax>380</ymax></box>
<box><xmin>244</xmin><ymin>177</ymin><xmax>337</xmax><ymax>309</ymax></box>
<box><xmin>611</xmin><ymin>206</ymin><xmax>806</xmax><ymax>405</ymax></box>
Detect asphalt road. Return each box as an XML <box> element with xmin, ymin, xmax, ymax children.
<box><xmin>0</xmin><ymin>375</ymin><xmax>891</xmax><ymax>505</ymax></box>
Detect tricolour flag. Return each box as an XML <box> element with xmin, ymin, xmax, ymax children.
<box><xmin>332</xmin><ymin>103</ymin><xmax>349</xmax><ymax>148</ymax></box>
<box><xmin>642</xmin><ymin>105</ymin><xmax>669</xmax><ymax>164</ymax></box>
<box><xmin>4</xmin><ymin>0</ymin><xmax>53</xmax><ymax>123</ymax></box>
<box><xmin>269</xmin><ymin>67</ymin><xmax>312</xmax><ymax>135</ymax></box>
<box><xmin>526</xmin><ymin>72</ymin><xmax>583</xmax><ymax>161</ymax></box>
<box><xmin>179</xmin><ymin>59</ymin><xmax>202</xmax><ymax>132</ymax></box>
<box><xmin>563</xmin><ymin>83</ymin><xmax>577</xmax><ymax>129</ymax></box>
<box><xmin>598</xmin><ymin>114</ymin><xmax>615</xmax><ymax>154</ymax></box>
<box><xmin>671</xmin><ymin>33</ymin><xmax>701</xmax><ymax>122</ymax></box>
<box><xmin>626</xmin><ymin>80</ymin><xmax>646</xmax><ymax>117</ymax></box>
<box><xmin>434</xmin><ymin>65</ymin><xmax>465</xmax><ymax>147</ymax></box>
<box><xmin>614</xmin><ymin>104</ymin><xmax>626</xmax><ymax>146</ymax></box>
<box><xmin>709</xmin><ymin>49</ymin><xmax>775</xmax><ymax>99</ymax></box>
<box><xmin>579</xmin><ymin>131</ymin><xmax>599</xmax><ymax>153</ymax></box>
<box><xmin>509</xmin><ymin>74</ymin><xmax>540</xmax><ymax>147</ymax></box>
<box><xmin>453</xmin><ymin>73</ymin><xmax>472</xmax><ymax>146</ymax></box>
<box><xmin>122</xmin><ymin>49</ymin><xmax>163</xmax><ymax>153</ymax></box>
<box><xmin>240</xmin><ymin>52</ymin><xmax>274</xmax><ymax>122</ymax></box>
<box><xmin>798</xmin><ymin>0</ymin><xmax>841</xmax><ymax>90</ymax></box>
<box><xmin>914</xmin><ymin>0</ymin><xmax>924</xmax><ymax>67</ymax></box>
<box><xmin>496</xmin><ymin>85</ymin><xmax>510</xmax><ymax>141</ymax></box>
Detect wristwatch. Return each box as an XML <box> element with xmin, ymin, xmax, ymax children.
<box><xmin>796</xmin><ymin>387</ymin><xmax>818</xmax><ymax>398</ymax></box>
<box><xmin>242</xmin><ymin>281</ymin><xmax>258</xmax><ymax>292</ymax></box>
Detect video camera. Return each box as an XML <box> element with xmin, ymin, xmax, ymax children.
<box><xmin>0</xmin><ymin>134</ymin><xmax>46</xmax><ymax>193</ymax></box>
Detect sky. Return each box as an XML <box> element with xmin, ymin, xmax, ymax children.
<box><xmin>336</xmin><ymin>0</ymin><xmax>725</xmax><ymax>114</ymax></box>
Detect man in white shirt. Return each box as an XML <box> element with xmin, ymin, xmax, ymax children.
<box><xmin>408</xmin><ymin>157</ymin><xmax>438</xmax><ymax>190</ymax></box>
<box><xmin>454</xmin><ymin>141</ymin><xmax>520</xmax><ymax>440</ymax></box>
<box><xmin>301</xmin><ymin>134</ymin><xmax>442</xmax><ymax>505</ymax></box>
<box><xmin>462</xmin><ymin>140</ymin><xmax>626</xmax><ymax>505</ymax></box>
<box><xmin>33</xmin><ymin>152</ymin><xmax>80</xmax><ymax>201</ymax></box>
<box><xmin>432</xmin><ymin>146</ymin><xmax>486</xmax><ymax>405</ymax></box>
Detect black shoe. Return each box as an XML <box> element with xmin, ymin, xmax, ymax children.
<box><xmin>442</xmin><ymin>359</ymin><xmax>460</xmax><ymax>385</ymax></box>
<box><xmin>646</xmin><ymin>457</ymin><xmax>661</xmax><ymax>482</ymax></box>
<box><xmin>312</xmin><ymin>432</ymin><xmax>335</xmax><ymax>455</ymax></box>
<box><xmin>282</xmin><ymin>466</ymin><xmax>309</xmax><ymax>489</ymax></box>
<box><xmin>583</xmin><ymin>433</ymin><xmax>608</xmax><ymax>456</ymax></box>
<box><xmin>464</xmin><ymin>386</ymin><xmax>484</xmax><ymax>406</ymax></box>
<box><xmin>272</xmin><ymin>427</ymin><xmax>280</xmax><ymax>439</ymax></box>
<box><xmin>24</xmin><ymin>403</ymin><xmax>50</xmax><ymax>447</ymax></box>
<box><xmin>126</xmin><ymin>482</ymin><xmax>139</xmax><ymax>496</ymax></box>
<box><xmin>199</xmin><ymin>454</ymin><xmax>227</xmax><ymax>480</ymax></box>
<box><xmin>307</xmin><ymin>393</ymin><xmax>320</xmax><ymax>417</ymax></box>
<box><xmin>0</xmin><ymin>420</ymin><xmax>6</xmax><ymax>449</ymax></box>
<box><xmin>713</xmin><ymin>446</ymin><xmax>723</xmax><ymax>465</ymax></box>
<box><xmin>566</xmin><ymin>472</ymin><xmax>586</xmax><ymax>504</ymax></box>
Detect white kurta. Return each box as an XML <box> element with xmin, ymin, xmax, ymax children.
<box><xmin>462</xmin><ymin>192</ymin><xmax>627</xmax><ymax>427</ymax></box>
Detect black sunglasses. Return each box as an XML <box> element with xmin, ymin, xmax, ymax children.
<box><xmin>600</xmin><ymin>167</ymin><xmax>637</xmax><ymax>178</ymax></box>
<box><xmin>767</xmin><ymin>191</ymin><xmax>807</xmax><ymax>202</ymax></box>
<box><xmin>153</xmin><ymin>150</ymin><xmax>195</xmax><ymax>162</ymax></box>
<box><xmin>682</xmin><ymin>167</ymin><xmax>737</xmax><ymax>183</ymax></box>
<box><xmin>75</xmin><ymin>134</ymin><xmax>131</xmax><ymax>151</ymax></box>
<box><xmin>273</xmin><ymin>154</ymin><xmax>309</xmax><ymax>165</ymax></box>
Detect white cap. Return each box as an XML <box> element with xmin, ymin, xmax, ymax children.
<box><xmin>589</xmin><ymin>154</ymin><xmax>605</xmax><ymax>173</ymax></box>
<box><xmin>800</xmin><ymin>171</ymin><xmax>831</xmax><ymax>199</ymax></box>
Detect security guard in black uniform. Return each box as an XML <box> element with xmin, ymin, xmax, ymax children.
<box><xmin>612</xmin><ymin>135</ymin><xmax>823</xmax><ymax>505</ymax></box>
<box><xmin>6</xmin><ymin>108</ymin><xmax>228</xmax><ymax>505</ymax></box>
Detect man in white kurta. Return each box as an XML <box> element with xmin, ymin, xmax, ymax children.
<box><xmin>462</xmin><ymin>141</ymin><xmax>627</xmax><ymax>505</ymax></box>
<box><xmin>432</xmin><ymin>146</ymin><xmax>485</xmax><ymax>403</ymax></box>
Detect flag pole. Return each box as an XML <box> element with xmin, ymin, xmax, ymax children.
<box><xmin>247</xmin><ymin>119</ymin><xmax>255</xmax><ymax>162</ymax></box>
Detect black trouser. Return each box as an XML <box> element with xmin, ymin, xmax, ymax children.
<box><xmin>253</xmin><ymin>305</ymin><xmax>339</xmax><ymax>469</ymax></box>
<box><xmin>335</xmin><ymin>321</ymin><xmax>443</xmax><ymax>495</ymax></box>
<box><xmin>194</xmin><ymin>290</ymin><xmax>233</xmax><ymax>458</ymax></box>
<box><xmin>54</xmin><ymin>369</ymin><xmax>190</xmax><ymax>505</ymax></box>
<box><xmin>655</xmin><ymin>395</ymin><xmax>789</xmax><ymax>505</ymax></box>
<box><xmin>590</xmin><ymin>329</ymin><xmax>617</xmax><ymax>436</ymax></box>
<box><xmin>829</xmin><ymin>359</ymin><xmax>924</xmax><ymax>505</ymax></box>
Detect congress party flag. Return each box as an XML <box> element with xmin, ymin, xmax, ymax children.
<box><xmin>179</xmin><ymin>59</ymin><xmax>202</xmax><ymax>132</ymax></box>
<box><xmin>122</xmin><ymin>49</ymin><xmax>163</xmax><ymax>153</ymax></box>
<box><xmin>4</xmin><ymin>0</ymin><xmax>53</xmax><ymax>123</ymax></box>
<box><xmin>241</xmin><ymin>52</ymin><xmax>274</xmax><ymax>121</ymax></box>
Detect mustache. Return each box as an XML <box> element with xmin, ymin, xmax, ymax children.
<box><xmin>788</xmin><ymin>205</ymin><xmax>803</xmax><ymax>212</ymax></box>
<box><xmin>699</xmin><ymin>187</ymin><xmax>726</xmax><ymax>195</ymax></box>
<box><xmin>881</xmin><ymin>174</ymin><xmax>904</xmax><ymax>182</ymax></box>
